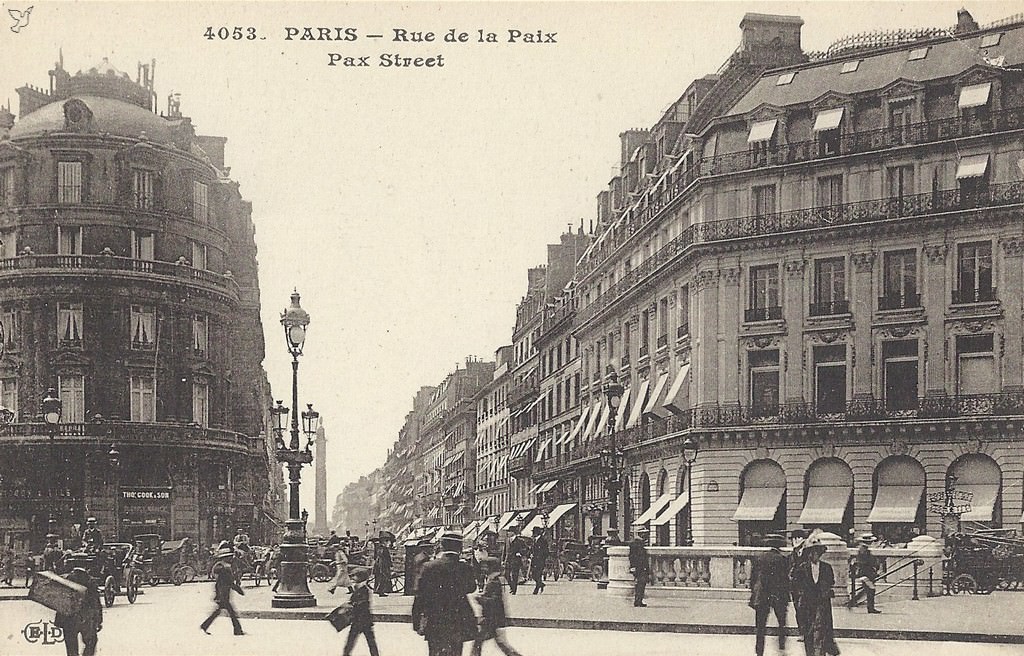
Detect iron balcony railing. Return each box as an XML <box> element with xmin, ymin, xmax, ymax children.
<box><xmin>0</xmin><ymin>253</ymin><xmax>239</xmax><ymax>294</ymax></box>
<box><xmin>578</xmin><ymin>181</ymin><xmax>1024</xmax><ymax>325</ymax></box>
<box><xmin>952</xmin><ymin>287</ymin><xmax>998</xmax><ymax>304</ymax></box>
<box><xmin>809</xmin><ymin>299</ymin><xmax>850</xmax><ymax>317</ymax></box>
<box><xmin>0</xmin><ymin>420</ymin><xmax>258</xmax><ymax>453</ymax></box>
<box><xmin>878</xmin><ymin>293</ymin><xmax>921</xmax><ymax>310</ymax></box>
<box><xmin>744</xmin><ymin>306</ymin><xmax>783</xmax><ymax>323</ymax></box>
<box><xmin>576</xmin><ymin>104</ymin><xmax>1024</xmax><ymax>280</ymax></box>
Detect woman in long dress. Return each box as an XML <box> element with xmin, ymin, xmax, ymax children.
<box><xmin>791</xmin><ymin>536</ymin><xmax>840</xmax><ymax>656</ymax></box>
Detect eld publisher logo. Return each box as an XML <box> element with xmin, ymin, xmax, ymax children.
<box><xmin>22</xmin><ymin>620</ymin><xmax>64</xmax><ymax>644</ymax></box>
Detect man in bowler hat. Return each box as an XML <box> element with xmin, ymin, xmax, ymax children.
<box><xmin>200</xmin><ymin>545</ymin><xmax>245</xmax><ymax>636</ymax></box>
<box><xmin>629</xmin><ymin>527</ymin><xmax>651</xmax><ymax>607</ymax></box>
<box><xmin>749</xmin><ymin>532</ymin><xmax>790</xmax><ymax>656</ymax></box>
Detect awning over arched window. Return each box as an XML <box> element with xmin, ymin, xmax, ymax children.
<box><xmin>798</xmin><ymin>458</ymin><xmax>853</xmax><ymax>524</ymax></box>
<box><xmin>868</xmin><ymin>456</ymin><xmax>925</xmax><ymax>523</ymax></box>
<box><xmin>733</xmin><ymin>460</ymin><xmax>786</xmax><ymax>521</ymax></box>
<box><xmin>949</xmin><ymin>454</ymin><xmax>1000</xmax><ymax>522</ymax></box>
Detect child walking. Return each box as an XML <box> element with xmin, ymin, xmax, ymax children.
<box><xmin>342</xmin><ymin>567</ymin><xmax>380</xmax><ymax>656</ymax></box>
<box><xmin>471</xmin><ymin>557</ymin><xmax>524</xmax><ymax>656</ymax></box>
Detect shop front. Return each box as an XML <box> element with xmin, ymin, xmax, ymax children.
<box><xmin>119</xmin><ymin>487</ymin><xmax>172</xmax><ymax>541</ymax></box>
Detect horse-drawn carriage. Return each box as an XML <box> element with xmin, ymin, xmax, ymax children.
<box><xmin>945</xmin><ymin>529</ymin><xmax>1024</xmax><ymax>594</ymax></box>
<box><xmin>62</xmin><ymin>543</ymin><xmax>141</xmax><ymax>608</ymax></box>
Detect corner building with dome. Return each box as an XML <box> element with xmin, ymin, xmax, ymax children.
<box><xmin>0</xmin><ymin>57</ymin><xmax>279</xmax><ymax>551</ymax></box>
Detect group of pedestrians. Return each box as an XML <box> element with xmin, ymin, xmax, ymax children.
<box><xmin>499</xmin><ymin>525</ymin><xmax>550</xmax><ymax>596</ymax></box>
<box><xmin>748</xmin><ymin>531</ymin><xmax>882</xmax><ymax>656</ymax></box>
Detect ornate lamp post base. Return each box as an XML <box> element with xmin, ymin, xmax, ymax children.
<box><xmin>272</xmin><ymin>518</ymin><xmax>316</xmax><ymax>608</ymax></box>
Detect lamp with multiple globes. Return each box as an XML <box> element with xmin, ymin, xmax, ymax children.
<box><xmin>272</xmin><ymin>291</ymin><xmax>316</xmax><ymax>609</ymax></box>
<box><xmin>602</xmin><ymin>371</ymin><xmax>625</xmax><ymax>536</ymax></box>
<box><xmin>41</xmin><ymin>388</ymin><xmax>62</xmax><ymax>536</ymax></box>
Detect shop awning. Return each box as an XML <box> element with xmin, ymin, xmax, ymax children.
<box><xmin>797</xmin><ymin>486</ymin><xmax>852</xmax><ymax>524</ymax></box>
<box><xmin>462</xmin><ymin>519</ymin><xmax>480</xmax><ymax>539</ymax></box>
<box><xmin>563</xmin><ymin>407</ymin><xmax>590</xmax><ymax>445</ymax></box>
<box><xmin>509</xmin><ymin>437</ymin><xmax>536</xmax><ymax>459</ymax></box>
<box><xmin>547</xmin><ymin>502</ymin><xmax>577</xmax><ymax>526</ymax></box>
<box><xmin>452</xmin><ymin>480</ymin><xmax>465</xmax><ymax>497</ymax></box>
<box><xmin>497</xmin><ymin>511</ymin><xmax>518</xmax><ymax>531</ymax></box>
<box><xmin>813</xmin><ymin>107</ymin><xmax>844</xmax><ymax>132</ymax></box>
<box><xmin>732</xmin><ymin>486</ymin><xmax>786</xmax><ymax>521</ymax></box>
<box><xmin>663</xmin><ymin>363</ymin><xmax>690</xmax><ymax>415</ymax></box>
<box><xmin>632</xmin><ymin>493</ymin><xmax>675</xmax><ymax>525</ymax></box>
<box><xmin>452</xmin><ymin>505</ymin><xmax>465</xmax><ymax>518</ymax></box>
<box><xmin>534</xmin><ymin>437</ymin><xmax>553</xmax><ymax>463</ymax></box>
<box><xmin>479</xmin><ymin>515</ymin><xmax>499</xmax><ymax>535</ymax></box>
<box><xmin>643</xmin><ymin>371</ymin><xmax>669</xmax><ymax>418</ymax></box>
<box><xmin>747</xmin><ymin>119</ymin><xmax>778</xmax><ymax>143</ymax></box>
<box><xmin>956</xmin><ymin>154</ymin><xmax>989</xmax><ymax>179</ymax></box>
<box><xmin>614</xmin><ymin>387</ymin><xmax>632</xmax><ymax>428</ymax></box>
<box><xmin>582</xmin><ymin>401</ymin><xmax>603</xmax><ymax>441</ymax></box>
<box><xmin>594</xmin><ymin>402</ymin><xmax>611</xmax><ymax>436</ymax></box>
<box><xmin>651</xmin><ymin>490</ymin><xmax>689</xmax><ymax>526</ymax></box>
<box><xmin>958</xmin><ymin>484</ymin><xmax>999</xmax><ymax>522</ymax></box>
<box><xmin>536</xmin><ymin>480</ymin><xmax>559</xmax><ymax>494</ymax></box>
<box><xmin>958</xmin><ymin>82</ymin><xmax>992</xmax><ymax>109</ymax></box>
<box><xmin>443</xmin><ymin>452</ymin><xmax>463</xmax><ymax>468</ymax></box>
<box><xmin>627</xmin><ymin>379</ymin><xmax>650</xmax><ymax>428</ymax></box>
<box><xmin>867</xmin><ymin>485</ymin><xmax>924</xmax><ymax>523</ymax></box>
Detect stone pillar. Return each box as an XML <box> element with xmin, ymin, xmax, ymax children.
<box><xmin>922</xmin><ymin>244</ymin><xmax>949</xmax><ymax>395</ymax></box>
<box><xmin>817</xmin><ymin>531</ymin><xmax>852</xmax><ymax>605</ymax></box>
<box><xmin>1000</xmin><ymin>237</ymin><xmax>1024</xmax><ymax>390</ymax></box>
<box><xmin>851</xmin><ymin>252</ymin><xmax>876</xmax><ymax>398</ymax></box>
<box><xmin>907</xmin><ymin>535</ymin><xmax>945</xmax><ymax>597</ymax></box>
<box><xmin>606</xmin><ymin>545</ymin><xmax>633</xmax><ymax>594</ymax></box>
<box><xmin>783</xmin><ymin>260</ymin><xmax>806</xmax><ymax>402</ymax></box>
<box><xmin>314</xmin><ymin>425</ymin><xmax>327</xmax><ymax>534</ymax></box>
<box><xmin>719</xmin><ymin>267</ymin><xmax>741</xmax><ymax>404</ymax></box>
<box><xmin>695</xmin><ymin>270</ymin><xmax>719</xmax><ymax>407</ymax></box>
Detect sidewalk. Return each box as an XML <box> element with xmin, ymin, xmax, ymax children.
<box><xmin>4</xmin><ymin>579</ymin><xmax>1022</xmax><ymax>643</ymax></box>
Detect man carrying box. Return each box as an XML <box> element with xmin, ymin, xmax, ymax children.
<box><xmin>54</xmin><ymin>567</ymin><xmax>103</xmax><ymax>656</ymax></box>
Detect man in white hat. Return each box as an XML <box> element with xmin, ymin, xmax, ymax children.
<box><xmin>851</xmin><ymin>533</ymin><xmax>881</xmax><ymax>613</ymax></box>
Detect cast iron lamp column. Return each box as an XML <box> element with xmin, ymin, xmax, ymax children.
<box><xmin>41</xmin><ymin>388</ymin><xmax>62</xmax><ymax>538</ymax></box>
<box><xmin>108</xmin><ymin>445</ymin><xmax>121</xmax><ymax>541</ymax></box>
<box><xmin>272</xmin><ymin>290</ymin><xmax>316</xmax><ymax>608</ymax></box>
<box><xmin>682</xmin><ymin>438</ymin><xmax>698</xmax><ymax>546</ymax></box>
<box><xmin>602</xmin><ymin>372</ymin><xmax>624</xmax><ymax>537</ymax></box>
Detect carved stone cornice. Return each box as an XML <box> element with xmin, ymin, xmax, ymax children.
<box><xmin>1000</xmin><ymin>236</ymin><xmax>1024</xmax><ymax>257</ymax></box>
<box><xmin>784</xmin><ymin>260</ymin><xmax>806</xmax><ymax>278</ymax></box>
<box><xmin>923</xmin><ymin>243</ymin><xmax>948</xmax><ymax>264</ymax></box>
<box><xmin>720</xmin><ymin>267</ymin><xmax>741</xmax><ymax>286</ymax></box>
<box><xmin>852</xmin><ymin>252</ymin><xmax>875</xmax><ymax>273</ymax></box>
<box><xmin>694</xmin><ymin>270</ymin><xmax>718</xmax><ymax>291</ymax></box>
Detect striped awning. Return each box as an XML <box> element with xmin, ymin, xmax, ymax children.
<box><xmin>632</xmin><ymin>493</ymin><xmax>675</xmax><ymax>525</ymax></box>
<box><xmin>643</xmin><ymin>371</ymin><xmax>669</xmax><ymax>418</ymax></box>
<box><xmin>614</xmin><ymin>387</ymin><xmax>631</xmax><ymax>428</ymax></box>
<box><xmin>663</xmin><ymin>363</ymin><xmax>690</xmax><ymax>415</ymax></box>
<box><xmin>535</xmin><ymin>437</ymin><xmax>553</xmax><ymax>463</ymax></box>
<box><xmin>536</xmin><ymin>480</ymin><xmax>559</xmax><ymax>494</ymax></box>
<box><xmin>509</xmin><ymin>437</ymin><xmax>536</xmax><ymax>459</ymax></box>
<box><xmin>651</xmin><ymin>491</ymin><xmax>689</xmax><ymax>526</ymax></box>
<box><xmin>627</xmin><ymin>379</ymin><xmax>650</xmax><ymax>428</ymax></box>
<box><xmin>562</xmin><ymin>407</ymin><xmax>590</xmax><ymax>445</ymax></box>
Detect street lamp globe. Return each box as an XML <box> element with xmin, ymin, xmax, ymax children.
<box><xmin>107</xmin><ymin>444</ymin><xmax>120</xmax><ymax>469</ymax></box>
<box><xmin>683</xmin><ymin>437</ymin><xmax>699</xmax><ymax>464</ymax></box>
<box><xmin>280</xmin><ymin>290</ymin><xmax>310</xmax><ymax>356</ymax></box>
<box><xmin>603</xmin><ymin>372</ymin><xmax>624</xmax><ymax>409</ymax></box>
<box><xmin>42</xmin><ymin>388</ymin><xmax>62</xmax><ymax>426</ymax></box>
<box><xmin>301</xmin><ymin>404</ymin><xmax>321</xmax><ymax>438</ymax></box>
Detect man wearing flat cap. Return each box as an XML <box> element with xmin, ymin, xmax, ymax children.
<box><xmin>748</xmin><ymin>532</ymin><xmax>789</xmax><ymax>656</ymax></box>
<box><xmin>412</xmin><ymin>531</ymin><xmax>477</xmax><ymax>656</ymax></box>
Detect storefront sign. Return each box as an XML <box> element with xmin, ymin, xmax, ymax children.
<box><xmin>120</xmin><ymin>487</ymin><xmax>172</xmax><ymax>500</ymax></box>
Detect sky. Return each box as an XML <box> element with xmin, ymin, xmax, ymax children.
<box><xmin>2</xmin><ymin>1</ymin><xmax>1020</xmax><ymax>516</ymax></box>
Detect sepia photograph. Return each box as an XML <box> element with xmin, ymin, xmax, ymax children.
<box><xmin>1</xmin><ymin>1</ymin><xmax>1023</xmax><ymax>654</ymax></box>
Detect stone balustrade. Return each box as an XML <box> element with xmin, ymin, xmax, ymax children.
<box><xmin>608</xmin><ymin>534</ymin><xmax>944</xmax><ymax>605</ymax></box>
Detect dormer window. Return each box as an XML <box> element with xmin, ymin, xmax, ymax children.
<box><xmin>748</xmin><ymin>119</ymin><xmax>779</xmax><ymax>165</ymax></box>
<box><xmin>776</xmin><ymin>72</ymin><xmax>796</xmax><ymax>86</ymax></box>
<box><xmin>813</xmin><ymin>108</ymin><xmax>844</xmax><ymax>157</ymax></box>
<box><xmin>908</xmin><ymin>47</ymin><xmax>929</xmax><ymax>61</ymax></box>
<box><xmin>959</xmin><ymin>82</ymin><xmax>991</xmax><ymax>110</ymax></box>
<box><xmin>840</xmin><ymin>60</ymin><xmax>860</xmax><ymax>74</ymax></box>
<box><xmin>979</xmin><ymin>33</ymin><xmax>1002</xmax><ymax>48</ymax></box>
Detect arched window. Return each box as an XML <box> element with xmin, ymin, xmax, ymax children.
<box><xmin>733</xmin><ymin>459</ymin><xmax>786</xmax><ymax>546</ymax></box>
<box><xmin>798</xmin><ymin>458</ymin><xmax>853</xmax><ymax>537</ymax></box>
<box><xmin>948</xmin><ymin>454</ymin><xmax>1001</xmax><ymax>529</ymax></box>
<box><xmin>869</xmin><ymin>455</ymin><xmax>925</xmax><ymax>544</ymax></box>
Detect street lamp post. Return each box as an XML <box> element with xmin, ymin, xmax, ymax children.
<box><xmin>602</xmin><ymin>372</ymin><xmax>624</xmax><ymax>539</ymax></box>
<box><xmin>682</xmin><ymin>438</ymin><xmax>699</xmax><ymax>546</ymax></box>
<box><xmin>41</xmin><ymin>388</ymin><xmax>62</xmax><ymax>538</ymax></box>
<box><xmin>272</xmin><ymin>290</ymin><xmax>317</xmax><ymax>609</ymax></box>
<box><xmin>108</xmin><ymin>445</ymin><xmax>121</xmax><ymax>541</ymax></box>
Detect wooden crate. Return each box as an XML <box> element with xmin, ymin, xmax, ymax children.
<box><xmin>28</xmin><ymin>571</ymin><xmax>85</xmax><ymax>615</ymax></box>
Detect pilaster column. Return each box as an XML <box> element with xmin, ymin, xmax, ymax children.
<box><xmin>783</xmin><ymin>260</ymin><xmax>806</xmax><ymax>402</ymax></box>
<box><xmin>922</xmin><ymin>244</ymin><xmax>948</xmax><ymax>395</ymax></box>
<box><xmin>694</xmin><ymin>270</ymin><xmax>719</xmax><ymax>406</ymax></box>
<box><xmin>1000</xmin><ymin>237</ymin><xmax>1024</xmax><ymax>390</ymax></box>
<box><xmin>851</xmin><ymin>252</ymin><xmax>875</xmax><ymax>398</ymax></box>
<box><xmin>719</xmin><ymin>267</ymin><xmax>741</xmax><ymax>404</ymax></box>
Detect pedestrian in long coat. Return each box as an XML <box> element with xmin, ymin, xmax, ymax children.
<box><xmin>628</xmin><ymin>528</ymin><xmax>651</xmax><ymax>607</ymax></box>
<box><xmin>341</xmin><ymin>567</ymin><xmax>380</xmax><ymax>656</ymax></box>
<box><xmin>328</xmin><ymin>542</ymin><xmax>353</xmax><ymax>594</ymax></box>
<box><xmin>412</xmin><ymin>531</ymin><xmax>477</xmax><ymax>656</ymax></box>
<box><xmin>851</xmin><ymin>533</ymin><xmax>882</xmax><ymax>613</ymax></box>
<box><xmin>200</xmin><ymin>547</ymin><xmax>245</xmax><ymax>636</ymax></box>
<box><xmin>374</xmin><ymin>537</ymin><xmax>393</xmax><ymax>596</ymax></box>
<box><xmin>55</xmin><ymin>567</ymin><xmax>102</xmax><ymax>656</ymax></box>
<box><xmin>530</xmin><ymin>527</ymin><xmax>548</xmax><ymax>594</ymax></box>
<box><xmin>2</xmin><ymin>545</ymin><xmax>15</xmax><ymax>585</ymax></box>
<box><xmin>791</xmin><ymin>536</ymin><xmax>839</xmax><ymax>656</ymax></box>
<box><xmin>470</xmin><ymin>557</ymin><xmax>524</xmax><ymax>656</ymax></box>
<box><xmin>789</xmin><ymin>529</ymin><xmax>811</xmax><ymax>637</ymax></box>
<box><xmin>502</xmin><ymin>526</ymin><xmax>526</xmax><ymax>595</ymax></box>
<box><xmin>749</xmin><ymin>532</ymin><xmax>790</xmax><ymax>656</ymax></box>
